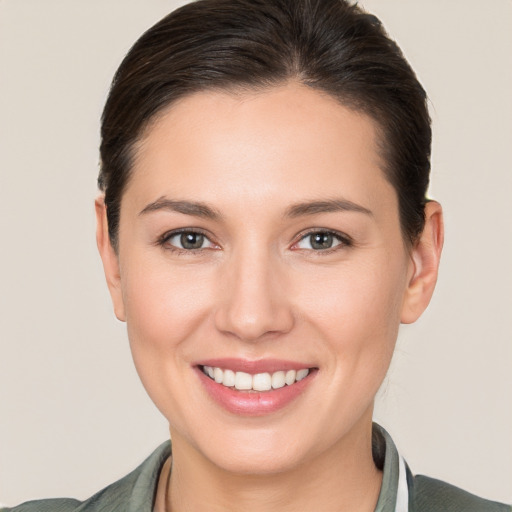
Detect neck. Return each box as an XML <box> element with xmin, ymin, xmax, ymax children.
<box><xmin>161</xmin><ymin>412</ymin><xmax>382</xmax><ymax>512</ymax></box>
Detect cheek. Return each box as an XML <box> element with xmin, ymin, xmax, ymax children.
<box><xmin>296</xmin><ymin>254</ymin><xmax>409</xmax><ymax>409</ymax></box>
<box><xmin>299</xmin><ymin>258</ymin><xmax>407</xmax><ymax>339</ymax></box>
<box><xmin>120</xmin><ymin>258</ymin><xmax>215</xmax><ymax>408</ymax></box>
<box><xmin>123</xmin><ymin>258</ymin><xmax>212</xmax><ymax>345</ymax></box>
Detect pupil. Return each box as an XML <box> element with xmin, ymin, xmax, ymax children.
<box><xmin>181</xmin><ymin>232</ymin><xmax>204</xmax><ymax>249</ymax></box>
<box><xmin>311</xmin><ymin>232</ymin><xmax>333</xmax><ymax>249</ymax></box>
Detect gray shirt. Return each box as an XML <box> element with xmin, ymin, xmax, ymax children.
<box><xmin>3</xmin><ymin>424</ymin><xmax>510</xmax><ymax>512</ymax></box>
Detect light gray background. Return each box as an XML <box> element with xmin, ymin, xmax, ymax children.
<box><xmin>0</xmin><ymin>0</ymin><xmax>511</xmax><ymax>506</ymax></box>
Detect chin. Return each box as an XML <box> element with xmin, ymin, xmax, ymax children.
<box><xmin>209</xmin><ymin>443</ymin><xmax>307</xmax><ymax>476</ymax></box>
<box><xmin>177</xmin><ymin>421</ymin><xmax>314</xmax><ymax>476</ymax></box>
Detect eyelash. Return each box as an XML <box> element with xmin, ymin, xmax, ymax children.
<box><xmin>156</xmin><ymin>228</ymin><xmax>353</xmax><ymax>255</ymax></box>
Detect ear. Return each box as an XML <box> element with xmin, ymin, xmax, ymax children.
<box><xmin>401</xmin><ymin>201</ymin><xmax>444</xmax><ymax>324</ymax></box>
<box><xmin>95</xmin><ymin>196</ymin><xmax>126</xmax><ymax>322</ymax></box>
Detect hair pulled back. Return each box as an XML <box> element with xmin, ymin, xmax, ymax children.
<box><xmin>99</xmin><ymin>0</ymin><xmax>431</xmax><ymax>249</ymax></box>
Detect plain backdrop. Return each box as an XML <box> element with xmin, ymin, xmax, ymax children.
<box><xmin>0</xmin><ymin>0</ymin><xmax>511</xmax><ymax>506</ymax></box>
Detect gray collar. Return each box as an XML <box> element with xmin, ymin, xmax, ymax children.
<box><xmin>119</xmin><ymin>423</ymin><xmax>406</xmax><ymax>512</ymax></box>
<box><xmin>373</xmin><ymin>423</ymin><xmax>409</xmax><ymax>512</ymax></box>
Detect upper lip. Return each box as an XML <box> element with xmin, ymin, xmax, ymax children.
<box><xmin>195</xmin><ymin>358</ymin><xmax>315</xmax><ymax>374</ymax></box>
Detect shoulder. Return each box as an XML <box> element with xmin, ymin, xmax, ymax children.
<box><xmin>2</xmin><ymin>441</ymin><xmax>171</xmax><ymax>512</ymax></box>
<box><xmin>372</xmin><ymin>424</ymin><xmax>510</xmax><ymax>512</ymax></box>
<box><xmin>409</xmin><ymin>473</ymin><xmax>511</xmax><ymax>512</ymax></box>
<box><xmin>1</xmin><ymin>499</ymin><xmax>80</xmax><ymax>512</ymax></box>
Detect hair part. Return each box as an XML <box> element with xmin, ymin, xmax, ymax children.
<box><xmin>99</xmin><ymin>0</ymin><xmax>431</xmax><ymax>250</ymax></box>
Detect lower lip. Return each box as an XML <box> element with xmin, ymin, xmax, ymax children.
<box><xmin>196</xmin><ymin>367</ymin><xmax>316</xmax><ymax>416</ymax></box>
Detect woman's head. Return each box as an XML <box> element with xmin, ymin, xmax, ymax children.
<box><xmin>95</xmin><ymin>0</ymin><xmax>442</xmax><ymax>477</ymax></box>
<box><xmin>99</xmin><ymin>0</ymin><xmax>431</xmax><ymax>251</ymax></box>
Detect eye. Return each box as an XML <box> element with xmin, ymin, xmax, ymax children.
<box><xmin>161</xmin><ymin>230</ymin><xmax>217</xmax><ymax>252</ymax></box>
<box><xmin>294</xmin><ymin>231</ymin><xmax>350</xmax><ymax>251</ymax></box>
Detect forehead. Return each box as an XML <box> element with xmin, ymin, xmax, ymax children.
<box><xmin>126</xmin><ymin>83</ymin><xmax>395</xmax><ymax>215</ymax></box>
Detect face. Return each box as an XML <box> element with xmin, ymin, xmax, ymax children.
<box><xmin>99</xmin><ymin>83</ymin><xmax>429</xmax><ymax>475</ymax></box>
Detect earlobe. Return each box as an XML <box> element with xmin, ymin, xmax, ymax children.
<box><xmin>95</xmin><ymin>196</ymin><xmax>126</xmax><ymax>322</ymax></box>
<box><xmin>401</xmin><ymin>201</ymin><xmax>444</xmax><ymax>324</ymax></box>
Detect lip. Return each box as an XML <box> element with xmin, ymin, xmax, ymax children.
<box><xmin>194</xmin><ymin>359</ymin><xmax>317</xmax><ymax>416</ymax></box>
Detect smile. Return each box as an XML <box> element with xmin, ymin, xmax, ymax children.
<box><xmin>196</xmin><ymin>359</ymin><xmax>317</xmax><ymax>415</ymax></box>
<box><xmin>201</xmin><ymin>365</ymin><xmax>310</xmax><ymax>392</ymax></box>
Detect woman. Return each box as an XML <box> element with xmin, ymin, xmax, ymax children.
<box><xmin>2</xmin><ymin>0</ymin><xmax>510</xmax><ymax>511</ymax></box>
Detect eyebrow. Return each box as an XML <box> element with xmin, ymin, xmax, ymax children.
<box><xmin>139</xmin><ymin>197</ymin><xmax>372</xmax><ymax>220</ymax></box>
<box><xmin>284</xmin><ymin>198</ymin><xmax>373</xmax><ymax>218</ymax></box>
<box><xmin>139</xmin><ymin>198</ymin><xmax>222</xmax><ymax>220</ymax></box>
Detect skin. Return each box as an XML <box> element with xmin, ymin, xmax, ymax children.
<box><xmin>96</xmin><ymin>83</ymin><xmax>443</xmax><ymax>512</ymax></box>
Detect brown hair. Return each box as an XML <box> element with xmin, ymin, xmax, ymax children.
<box><xmin>99</xmin><ymin>0</ymin><xmax>431</xmax><ymax>250</ymax></box>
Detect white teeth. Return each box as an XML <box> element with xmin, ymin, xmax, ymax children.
<box><xmin>271</xmin><ymin>370</ymin><xmax>286</xmax><ymax>389</ymax></box>
<box><xmin>235</xmin><ymin>371</ymin><xmax>253</xmax><ymax>390</ymax></box>
<box><xmin>202</xmin><ymin>366</ymin><xmax>311</xmax><ymax>391</ymax></box>
<box><xmin>214</xmin><ymin>367</ymin><xmax>223</xmax><ymax>383</ymax></box>
<box><xmin>296</xmin><ymin>368</ymin><xmax>309</xmax><ymax>381</ymax></box>
<box><xmin>253</xmin><ymin>373</ymin><xmax>272</xmax><ymax>391</ymax></box>
<box><xmin>223</xmin><ymin>369</ymin><xmax>235</xmax><ymax>387</ymax></box>
<box><xmin>285</xmin><ymin>369</ymin><xmax>296</xmax><ymax>385</ymax></box>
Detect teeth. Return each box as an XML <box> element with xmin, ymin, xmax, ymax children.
<box><xmin>296</xmin><ymin>368</ymin><xmax>309</xmax><ymax>381</ymax></box>
<box><xmin>235</xmin><ymin>371</ymin><xmax>253</xmax><ymax>390</ymax></box>
<box><xmin>202</xmin><ymin>366</ymin><xmax>310</xmax><ymax>391</ymax></box>
<box><xmin>271</xmin><ymin>371</ymin><xmax>285</xmax><ymax>389</ymax></box>
<box><xmin>214</xmin><ymin>367</ymin><xmax>223</xmax><ymax>383</ymax></box>
<box><xmin>223</xmin><ymin>369</ymin><xmax>235</xmax><ymax>387</ymax></box>
<box><xmin>253</xmin><ymin>372</ymin><xmax>272</xmax><ymax>391</ymax></box>
<box><xmin>285</xmin><ymin>369</ymin><xmax>296</xmax><ymax>385</ymax></box>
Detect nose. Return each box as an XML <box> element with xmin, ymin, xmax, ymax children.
<box><xmin>214</xmin><ymin>246</ymin><xmax>294</xmax><ymax>342</ymax></box>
